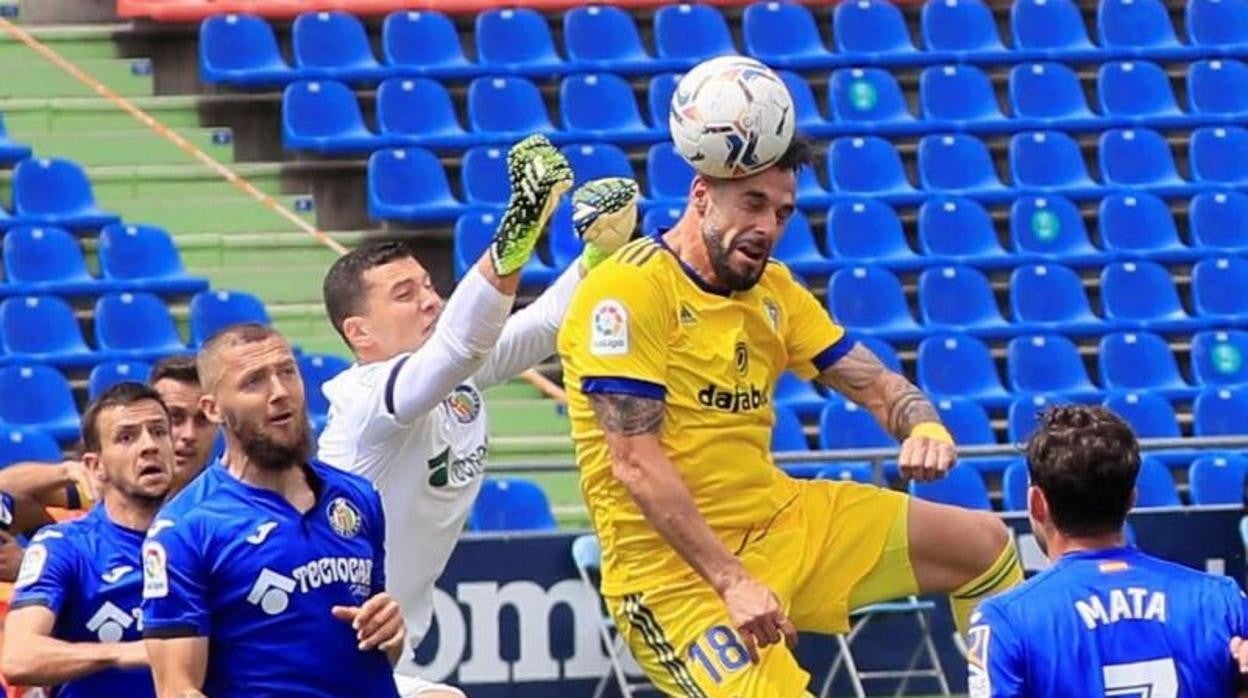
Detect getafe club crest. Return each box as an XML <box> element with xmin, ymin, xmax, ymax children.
<box><xmin>327</xmin><ymin>497</ymin><xmax>362</xmax><ymax>539</ymax></box>
<box><xmin>445</xmin><ymin>385</ymin><xmax>483</xmax><ymax>425</ymax></box>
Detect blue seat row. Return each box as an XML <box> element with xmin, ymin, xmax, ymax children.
<box><xmin>0</xmin><ymin>115</ymin><xmax>32</xmax><ymax>167</ymax></box>
<box><xmin>0</xmin><ymin>158</ymin><xmax>118</xmax><ymax>231</ymax></box>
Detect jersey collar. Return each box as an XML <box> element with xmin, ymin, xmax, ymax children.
<box><xmin>218</xmin><ymin>460</ymin><xmax>328</xmax><ymax>518</ymax></box>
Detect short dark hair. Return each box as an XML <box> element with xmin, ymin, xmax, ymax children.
<box><xmin>323</xmin><ymin>241</ymin><xmax>418</xmax><ymax>345</ymax></box>
<box><xmin>82</xmin><ymin>382</ymin><xmax>169</xmax><ymax>453</ymax></box>
<box><xmin>197</xmin><ymin>322</ymin><xmax>287</xmax><ymax>391</ymax></box>
<box><xmin>773</xmin><ymin>133</ymin><xmax>816</xmax><ymax>174</ymax></box>
<box><xmin>1026</xmin><ymin>405</ymin><xmax>1141</xmax><ymax>537</ymax></box>
<box><xmin>150</xmin><ymin>355</ymin><xmax>199</xmax><ymax>387</ymax></box>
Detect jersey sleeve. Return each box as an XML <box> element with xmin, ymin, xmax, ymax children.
<box><xmin>366</xmin><ymin>485</ymin><xmax>387</xmax><ymax>596</ymax></box>
<box><xmin>10</xmin><ymin>528</ymin><xmax>76</xmax><ymax>614</ymax></box>
<box><xmin>772</xmin><ymin>264</ymin><xmax>850</xmax><ymax>380</ymax></box>
<box><xmin>968</xmin><ymin>604</ymin><xmax>1027</xmax><ymax>698</ymax></box>
<box><xmin>141</xmin><ymin>516</ymin><xmax>211</xmax><ymax>638</ymax></box>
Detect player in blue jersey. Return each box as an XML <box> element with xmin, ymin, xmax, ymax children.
<box><xmin>968</xmin><ymin>405</ymin><xmax>1248</xmax><ymax>697</ymax></box>
<box><xmin>1</xmin><ymin>382</ymin><xmax>175</xmax><ymax>697</ymax></box>
<box><xmin>142</xmin><ymin>323</ymin><xmax>403</xmax><ymax>698</ymax></box>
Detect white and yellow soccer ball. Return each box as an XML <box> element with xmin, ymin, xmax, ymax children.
<box><xmin>669</xmin><ymin>56</ymin><xmax>796</xmax><ymax>180</ymax></box>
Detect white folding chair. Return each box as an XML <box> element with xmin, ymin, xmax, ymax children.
<box><xmin>819</xmin><ymin>597</ymin><xmax>951</xmax><ymax>698</ymax></box>
<box><xmin>571</xmin><ymin>534</ymin><xmax>656</xmax><ymax>698</ymax></box>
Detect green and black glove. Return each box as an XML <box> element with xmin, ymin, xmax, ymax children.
<box><xmin>491</xmin><ymin>135</ymin><xmax>574</xmax><ymax>276</ymax></box>
<box><xmin>572</xmin><ymin>177</ymin><xmax>640</xmax><ymax>270</ymax></box>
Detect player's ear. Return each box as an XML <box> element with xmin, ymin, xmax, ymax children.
<box><xmin>690</xmin><ymin>175</ymin><xmax>711</xmax><ymax>217</ymax></box>
<box><xmin>200</xmin><ymin>393</ymin><xmax>224</xmax><ymax>427</ymax></box>
<box><xmin>1027</xmin><ymin>485</ymin><xmax>1047</xmax><ymax>523</ymax></box>
<box><xmin>81</xmin><ymin>452</ymin><xmax>105</xmax><ymax>483</ymax></box>
<box><xmin>341</xmin><ymin>315</ymin><xmax>372</xmax><ymax>354</ymax></box>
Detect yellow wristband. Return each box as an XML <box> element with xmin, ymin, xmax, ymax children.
<box><xmin>910</xmin><ymin>422</ymin><xmax>954</xmax><ymax>444</ymax></box>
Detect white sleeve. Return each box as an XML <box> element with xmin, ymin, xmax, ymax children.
<box><xmin>473</xmin><ymin>263</ymin><xmax>582</xmax><ymax>390</ymax></box>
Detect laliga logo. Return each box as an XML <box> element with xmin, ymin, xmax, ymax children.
<box><xmin>247</xmin><ymin>568</ymin><xmax>297</xmax><ymax>616</ymax></box>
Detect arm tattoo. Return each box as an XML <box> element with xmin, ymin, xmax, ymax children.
<box><xmin>818</xmin><ymin>342</ymin><xmax>940</xmax><ymax>440</ymax></box>
<box><xmin>588</xmin><ymin>394</ymin><xmax>664</xmax><ymax>436</ymax></box>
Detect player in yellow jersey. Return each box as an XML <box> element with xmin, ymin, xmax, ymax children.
<box><xmin>557</xmin><ymin>136</ymin><xmax>1023</xmax><ymax>697</ymax></box>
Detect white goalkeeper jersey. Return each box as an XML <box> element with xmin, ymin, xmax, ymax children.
<box><xmin>316</xmin><ymin>264</ymin><xmax>580</xmax><ymax>676</ymax></box>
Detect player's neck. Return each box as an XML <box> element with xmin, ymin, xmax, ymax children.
<box><xmin>102</xmin><ymin>491</ymin><xmax>159</xmax><ymax>533</ymax></box>
<box><xmin>665</xmin><ymin>221</ymin><xmax>727</xmax><ymax>290</ymax></box>
<box><xmin>1046</xmin><ymin>529</ymin><xmax>1128</xmax><ymax>562</ymax></box>
<box><xmin>226</xmin><ymin>446</ymin><xmax>315</xmax><ymax>512</ymax></box>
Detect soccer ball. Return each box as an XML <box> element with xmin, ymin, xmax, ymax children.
<box><xmin>669</xmin><ymin>56</ymin><xmax>796</xmax><ymax>180</ymax></box>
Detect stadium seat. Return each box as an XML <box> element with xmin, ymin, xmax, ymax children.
<box><xmin>1099</xmin><ymin>332</ymin><xmax>1194</xmax><ymax>397</ymax></box>
<box><xmin>772</xmin><ymin>404</ymin><xmax>808</xmax><ymax>454</ymax></box>
<box><xmin>917</xmin><ymin>133</ymin><xmax>1006</xmax><ymax>196</ymax></box>
<box><xmin>546</xmin><ymin>202</ymin><xmax>582</xmax><ymax>271</ymax></box>
<box><xmin>1100</xmin><ymin>260</ymin><xmax>1196</xmax><ymax>330</ymax></box>
<box><xmin>1187</xmin><ymin>60</ymin><xmax>1248</xmax><ymax>117</ymax></box>
<box><xmin>1195</xmin><ymin>386</ymin><xmax>1248</xmax><ymax>436</ymax></box>
<box><xmin>921</xmin><ymin>0</ymin><xmax>1007</xmax><ymax>56</ymax></box>
<box><xmin>3</xmin><ymin>226</ymin><xmax>100</xmax><ymax>296</ymax></box>
<box><xmin>775</xmin><ymin>372</ymin><xmax>826</xmax><ymax>418</ymax></box>
<box><xmin>461</xmin><ymin>146</ymin><xmax>511</xmax><ymax>206</ymax></box>
<box><xmin>917</xmin><ymin>334</ymin><xmax>1010</xmax><ymax>405</ymax></box>
<box><xmin>917</xmin><ymin>197</ymin><xmax>1009</xmax><ymax>265</ymax></box>
<box><xmin>88</xmin><ymin>361</ymin><xmax>152</xmax><ymax>401</ymax></box>
<box><xmin>825</xmin><ymin>198</ymin><xmax>921</xmax><ymax>268</ymax></box>
<box><xmin>1002</xmin><ymin>459</ymin><xmax>1029</xmax><ymax>511</ymax></box>
<box><xmin>645</xmin><ymin>143</ymin><xmax>694</xmax><ymax>203</ymax></box>
<box><xmin>367</xmin><ymin>148</ymin><xmax>465</xmax><ymax>223</ymax></box>
<box><xmin>1098</xmin><ymin>0</ymin><xmax>1183</xmax><ymax>53</ymax></box>
<box><xmin>1191</xmin><ymin>330</ymin><xmax>1248</xmax><ymax>386</ymax></box>
<box><xmin>1190</xmin><ymin>190</ymin><xmax>1248</xmax><ymax>252</ymax></box>
<box><xmin>919</xmin><ymin>64</ymin><xmax>1007</xmax><ymax>125</ymax></box>
<box><xmin>1192</xmin><ymin>256</ymin><xmax>1248</xmax><ymax>322</ymax></box>
<box><xmin>917</xmin><ymin>266</ymin><xmax>1009</xmax><ymax>334</ymax></box>
<box><xmin>646</xmin><ymin>73</ymin><xmax>682</xmax><ymax>133</ymax></box>
<box><xmin>565</xmin><ymin>6</ymin><xmax>668</xmax><ymax>74</ymax></box>
<box><xmin>796</xmin><ymin>168</ymin><xmax>833</xmax><ymax>209</ymax></box>
<box><xmin>776</xmin><ymin>70</ymin><xmax>828</xmax><ymax>136</ymax></box>
<box><xmin>282</xmin><ymin>80</ymin><xmax>383</xmax><ymax>153</ymax></box>
<box><xmin>0</xmin><ymin>296</ymin><xmax>95</xmax><ymax>368</ymax></box>
<box><xmin>742</xmin><ymin>1</ymin><xmax>834</xmax><ymax>69</ymax></box>
<box><xmin>452</xmin><ymin>211</ymin><xmax>555</xmax><ymax>285</ymax></box>
<box><xmin>1187</xmin><ymin>0</ymin><xmax>1248</xmax><ymax>50</ymax></box>
<box><xmin>467</xmin><ymin>77</ymin><xmax>557</xmax><ymax>140</ymax></box>
<box><xmin>291</xmin><ymin>11</ymin><xmax>386</xmax><ymax>83</ymax></box>
<box><xmin>1007</xmin><ymin>393</ymin><xmax>1068</xmax><ymax>443</ymax></box>
<box><xmin>833</xmin><ymin>0</ymin><xmax>919</xmax><ymax>59</ymax></box>
<box><xmin>827</xmin><ymin>266</ymin><xmax>923</xmax><ymax>339</ymax></box>
<box><xmin>1098</xmin><ymin>192</ymin><xmax>1189</xmax><ymax>261</ymax></box>
<box><xmin>1006</xmin><ymin>334</ymin><xmax>1100</xmax><ymax>398</ymax></box>
<box><xmin>1099</xmin><ymin>128</ymin><xmax>1183</xmax><ymax>189</ymax></box>
<box><xmin>935</xmin><ymin>397</ymin><xmax>997</xmax><ymax>446</ymax></box>
<box><xmin>1097</xmin><ymin>61</ymin><xmax>1182</xmax><ymax>119</ymax></box>
<box><xmin>641</xmin><ymin>207</ymin><xmax>682</xmax><ymax>236</ymax></box>
<box><xmin>1103</xmin><ymin>391</ymin><xmax>1180</xmax><ymax>438</ymax></box>
<box><xmin>828</xmin><ymin>137</ymin><xmax>915</xmax><ymax>197</ymax></box>
<box><xmin>828</xmin><ymin>68</ymin><xmax>914</xmax><ymax>127</ymax></box>
<box><xmin>653</xmin><ymin>4</ymin><xmax>737</xmax><ymax>64</ymax></box>
<box><xmin>0</xmin><ymin>114</ymin><xmax>31</xmax><ymax>166</ymax></box>
<box><xmin>98</xmin><ymin>224</ymin><xmax>206</xmax><ymax>296</ymax></box>
<box><xmin>1009</xmin><ymin>131</ymin><xmax>1097</xmax><ymax>192</ymax></box>
<box><xmin>188</xmin><ymin>289</ymin><xmax>271</xmax><ymax>347</ymax></box>
<box><xmin>1190</xmin><ymin>126</ymin><xmax>1248</xmax><ymax>185</ymax></box>
<box><xmin>858</xmin><ymin>336</ymin><xmax>902</xmax><ymax>372</ymax></box>
<box><xmin>94</xmin><ymin>292</ymin><xmax>186</xmax><ymax>361</ymax></box>
<box><xmin>375</xmin><ymin>78</ymin><xmax>475</xmax><ymax>149</ymax></box>
<box><xmin>1008</xmin><ymin>62</ymin><xmax>1096</xmax><ymax>124</ymax></box>
<box><xmin>11</xmin><ymin>158</ymin><xmax>119</xmax><ymax>230</ymax></box>
<box><xmin>1189</xmin><ymin>454</ymin><xmax>1248</xmax><ymax>505</ymax></box>
<box><xmin>475</xmin><ymin>8</ymin><xmax>563</xmax><ymax>75</ymax></box>
<box><xmin>1009</xmin><ymin>264</ymin><xmax>1104</xmax><ymax>334</ymax></box>
<box><xmin>0</xmin><ymin>365</ymin><xmax>79</xmax><ymax>443</ymax></box>
<box><xmin>1010</xmin><ymin>0</ymin><xmax>1097</xmax><ymax>55</ymax></box>
<box><xmin>381</xmin><ymin>11</ymin><xmax>476</xmax><ymax>78</ymax></box>
<box><xmin>818</xmin><ymin>397</ymin><xmax>896</xmax><ymax>450</ymax></box>
<box><xmin>299</xmin><ymin>353</ymin><xmax>350</xmax><ymax>430</ymax></box>
<box><xmin>199</xmin><ymin>14</ymin><xmax>295</xmax><ymax>86</ymax></box>
<box><xmin>1134</xmin><ymin>456</ymin><xmax>1181</xmax><ymax>507</ymax></box>
<box><xmin>814</xmin><ymin>464</ymin><xmax>874</xmax><ymax>484</ymax></box>
<box><xmin>908</xmin><ymin>464</ymin><xmax>992</xmax><ymax>510</ymax></box>
<box><xmin>0</xmin><ymin>426</ymin><xmax>62</xmax><ymax>468</ymax></box>
<box><xmin>561</xmin><ymin>73</ymin><xmax>661</xmax><ymax>144</ymax></box>
<box><xmin>773</xmin><ymin>212</ymin><xmax>834</xmax><ymax>277</ymax></box>
<box><xmin>469</xmin><ymin>478</ymin><xmax>557</xmax><ymax>531</ymax></box>
<box><xmin>561</xmin><ymin>144</ymin><xmax>636</xmax><ymax>189</ymax></box>
<box><xmin>1009</xmin><ymin>195</ymin><xmax>1103</xmax><ymax>264</ymax></box>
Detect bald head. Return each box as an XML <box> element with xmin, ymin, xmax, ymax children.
<box><xmin>197</xmin><ymin>323</ymin><xmax>287</xmax><ymax>392</ymax></box>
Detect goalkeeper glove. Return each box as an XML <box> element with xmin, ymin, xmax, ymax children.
<box><xmin>571</xmin><ymin>177</ymin><xmax>640</xmax><ymax>270</ymax></box>
<box><xmin>492</xmin><ymin>135</ymin><xmax>573</xmax><ymax>277</ymax></box>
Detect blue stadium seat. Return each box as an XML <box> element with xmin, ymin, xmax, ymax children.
<box><xmin>917</xmin><ymin>197</ymin><xmax>1009</xmax><ymax>265</ymax></box>
<box><xmin>646</xmin><ymin>143</ymin><xmax>695</xmax><ymax>204</ymax></box>
<box><xmin>1098</xmin><ymin>0</ymin><xmax>1183</xmax><ymax>54</ymax></box>
<box><xmin>461</xmin><ymin>145</ymin><xmax>510</xmax><ymax>206</ymax></box>
<box><xmin>452</xmin><ymin>211</ymin><xmax>555</xmax><ymax>285</ymax></box>
<box><xmin>825</xmin><ymin>198</ymin><xmax>921</xmax><ymax>268</ymax></box>
<box><xmin>1135</xmin><ymin>456</ymin><xmax>1181</xmax><ymax>507</ymax></box>
<box><xmin>1189</xmin><ymin>453</ymin><xmax>1248</xmax><ymax>505</ymax></box>
<box><xmin>829</xmin><ymin>68</ymin><xmax>914</xmax><ymax>126</ymax></box>
<box><xmin>469</xmin><ymin>478</ymin><xmax>557</xmax><ymax>531</ymax></box>
<box><xmin>833</xmin><ymin>0</ymin><xmax>919</xmax><ymax>59</ymax></box>
<box><xmin>0</xmin><ymin>296</ymin><xmax>94</xmax><ymax>368</ymax></box>
<box><xmin>1011</xmin><ymin>0</ymin><xmax>1097</xmax><ymax>55</ymax></box>
<box><xmin>1009</xmin><ymin>264</ymin><xmax>1104</xmax><ymax>334</ymax></box>
<box><xmin>919</xmin><ymin>64</ymin><xmax>1006</xmax><ymax>125</ymax></box>
<box><xmin>796</xmin><ymin>167</ymin><xmax>833</xmax><ymax>209</ymax></box>
<box><xmin>1098</xmin><ymin>192</ymin><xmax>1189</xmax><ymax>260</ymax></box>
<box><xmin>1101</xmin><ymin>260</ymin><xmax>1197</xmax><ymax>331</ymax></box>
<box><xmin>775</xmin><ymin>372</ymin><xmax>826</xmax><ymax>418</ymax></box>
<box><xmin>189</xmin><ymin>289</ymin><xmax>271</xmax><ymax>347</ymax></box>
<box><xmin>1009</xmin><ymin>195</ymin><xmax>1103</xmax><ymax>264</ymax></box>
<box><xmin>1097</xmin><ymin>61</ymin><xmax>1182</xmax><ymax>119</ymax></box>
<box><xmin>1099</xmin><ymin>128</ymin><xmax>1183</xmax><ymax>189</ymax></box>
<box><xmin>1191</xmin><ymin>330</ymin><xmax>1248</xmax><ymax>386</ymax></box>
<box><xmin>0</xmin><ymin>114</ymin><xmax>31</xmax><ymax>166</ymax></box>
<box><xmin>1190</xmin><ymin>190</ymin><xmax>1248</xmax><ymax>253</ymax></box>
<box><xmin>1007</xmin><ymin>393</ymin><xmax>1068</xmax><ymax>443</ymax></box>
<box><xmin>818</xmin><ymin>397</ymin><xmax>896</xmax><ymax>450</ymax></box>
<box><xmin>98</xmin><ymin>224</ymin><xmax>206</xmax><ymax>296</ymax></box>
<box><xmin>94</xmin><ymin>292</ymin><xmax>186</xmax><ymax>361</ymax></box>
<box><xmin>653</xmin><ymin>4</ymin><xmax>737</xmax><ymax>64</ymax></box>
<box><xmin>917</xmin><ymin>133</ymin><xmax>1006</xmax><ymax>196</ymax></box>
<box><xmin>0</xmin><ymin>365</ymin><xmax>79</xmax><ymax>443</ymax></box>
<box><xmin>299</xmin><ymin>353</ymin><xmax>350</xmax><ymax>430</ymax></box>
<box><xmin>1009</xmin><ymin>131</ymin><xmax>1097</xmax><ymax>193</ymax></box>
<box><xmin>917</xmin><ymin>265</ymin><xmax>1009</xmax><ymax>334</ymax></box>
<box><xmin>917</xmin><ymin>334</ymin><xmax>1010</xmax><ymax>405</ymax></box>
<box><xmin>1099</xmin><ymin>331</ymin><xmax>1194</xmax><ymax>397</ymax></box>
<box><xmin>828</xmin><ymin>137</ymin><xmax>915</xmax><ymax>197</ymax></box>
<box><xmin>367</xmin><ymin>148</ymin><xmax>465</xmax><ymax>223</ymax></box>
<box><xmin>467</xmin><ymin>77</ymin><xmax>557</xmax><ymax>140</ymax></box>
<box><xmin>561</xmin><ymin>73</ymin><xmax>661</xmax><ymax>144</ymax></box>
<box><xmin>1007</xmin><ymin>334</ymin><xmax>1100</xmax><ymax>399</ymax></box>
<box><xmin>1103</xmin><ymin>392</ymin><xmax>1180</xmax><ymax>438</ymax></box>
<box><xmin>642</xmin><ymin>206</ymin><xmax>682</xmax><ymax>236</ymax></box>
<box><xmin>814</xmin><ymin>464</ymin><xmax>874</xmax><ymax>484</ymax></box>
<box><xmin>381</xmin><ymin>10</ymin><xmax>475</xmax><ymax>78</ymax></box>
<box><xmin>0</xmin><ymin>426</ymin><xmax>62</xmax><ymax>467</ymax></box>
<box><xmin>1002</xmin><ymin>459</ymin><xmax>1029</xmax><ymax>511</ymax></box>
<box><xmin>375</xmin><ymin>78</ymin><xmax>475</xmax><ymax>149</ymax></box>
<box><xmin>1192</xmin><ymin>256</ymin><xmax>1248</xmax><ymax>322</ymax></box>
<box><xmin>291</xmin><ymin>11</ymin><xmax>386</xmax><ymax>82</ymax></box>
<box><xmin>647</xmin><ymin>73</ymin><xmax>682</xmax><ymax>133</ymax></box>
<box><xmin>743</xmin><ymin>2</ymin><xmax>834</xmax><ymax>70</ymax></box>
<box><xmin>11</xmin><ymin>158</ymin><xmax>119</xmax><ymax>230</ymax></box>
<box><xmin>936</xmin><ymin>397</ymin><xmax>997</xmax><ymax>446</ymax></box>
<box><xmin>1187</xmin><ymin>59</ymin><xmax>1248</xmax><ymax>117</ymax></box>
<box><xmin>546</xmin><ymin>202</ymin><xmax>582</xmax><ymax>272</ymax></box>
<box><xmin>3</xmin><ymin>226</ymin><xmax>100</xmax><ymax>296</ymax></box>
<box><xmin>921</xmin><ymin>0</ymin><xmax>1007</xmax><ymax>57</ymax></box>
<box><xmin>282</xmin><ymin>80</ymin><xmax>383</xmax><ymax>154</ymax></box>
<box><xmin>771</xmin><ymin>404</ymin><xmax>808</xmax><ymax>453</ymax></box>
<box><xmin>88</xmin><ymin>361</ymin><xmax>152</xmax><ymax>401</ymax></box>
<box><xmin>564</xmin><ymin>5</ymin><xmax>669</xmax><ymax>74</ymax></box>
<box><xmin>909</xmin><ymin>464</ymin><xmax>992</xmax><ymax>510</ymax></box>
<box><xmin>199</xmin><ymin>14</ymin><xmax>295</xmax><ymax>86</ymax></box>
<box><xmin>827</xmin><ymin>266</ymin><xmax>923</xmax><ymax>339</ymax></box>
<box><xmin>1194</xmin><ymin>386</ymin><xmax>1248</xmax><ymax>436</ymax></box>
<box><xmin>1008</xmin><ymin>62</ymin><xmax>1096</xmax><ymax>124</ymax></box>
<box><xmin>858</xmin><ymin>336</ymin><xmax>902</xmax><ymax>372</ymax></box>
<box><xmin>1187</xmin><ymin>0</ymin><xmax>1248</xmax><ymax>50</ymax></box>
<box><xmin>561</xmin><ymin>143</ymin><xmax>636</xmax><ymax>189</ymax></box>
<box><xmin>773</xmin><ymin>212</ymin><xmax>833</xmax><ymax>277</ymax></box>
<box><xmin>476</xmin><ymin>8</ymin><xmax>563</xmax><ymax>74</ymax></box>
<box><xmin>1190</xmin><ymin>126</ymin><xmax>1248</xmax><ymax>185</ymax></box>
<box><xmin>778</xmin><ymin>70</ymin><xmax>829</xmax><ymax>136</ymax></box>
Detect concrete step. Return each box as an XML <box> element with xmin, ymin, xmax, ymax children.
<box><xmin>0</xmin><ymin>23</ymin><xmax>124</xmax><ymax>61</ymax></box>
<box><xmin>0</xmin><ymin>94</ymin><xmax>201</xmax><ymax>131</ymax></box>
<box><xmin>0</xmin><ymin>57</ymin><xmax>154</xmax><ymax>99</ymax></box>
<box><xmin>10</xmin><ymin>126</ymin><xmax>236</xmax><ymax>166</ymax></box>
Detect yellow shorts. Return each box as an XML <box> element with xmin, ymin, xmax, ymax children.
<box><xmin>606</xmin><ymin>480</ymin><xmax>915</xmax><ymax>698</ymax></box>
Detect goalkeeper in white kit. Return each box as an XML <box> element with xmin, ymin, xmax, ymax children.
<box><xmin>316</xmin><ymin>135</ymin><xmax>638</xmax><ymax>696</ymax></box>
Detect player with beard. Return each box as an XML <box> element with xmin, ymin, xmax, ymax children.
<box><xmin>142</xmin><ymin>324</ymin><xmax>403</xmax><ymax>698</ymax></box>
<box><xmin>557</xmin><ymin>135</ymin><xmax>1022</xmax><ymax>696</ymax></box>
<box><xmin>149</xmin><ymin>355</ymin><xmax>218</xmax><ymax>493</ymax></box>
<box><xmin>2</xmin><ymin>382</ymin><xmax>174</xmax><ymax>697</ymax></box>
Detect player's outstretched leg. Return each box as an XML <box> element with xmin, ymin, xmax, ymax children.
<box><xmin>491</xmin><ymin>134</ymin><xmax>573</xmax><ymax>276</ymax></box>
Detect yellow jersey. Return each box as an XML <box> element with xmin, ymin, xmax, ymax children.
<box><xmin>557</xmin><ymin>234</ymin><xmax>849</xmax><ymax>595</ymax></box>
